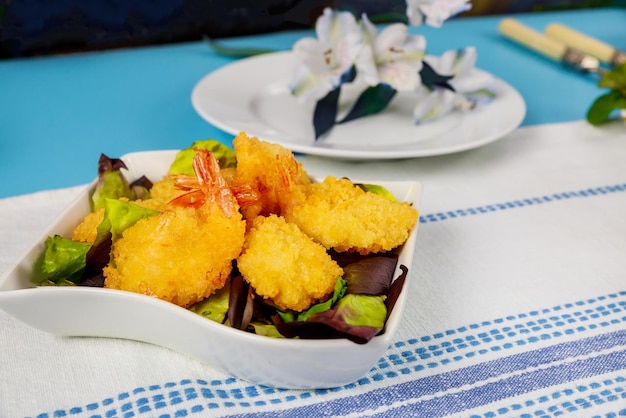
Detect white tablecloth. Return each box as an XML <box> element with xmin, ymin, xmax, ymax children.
<box><xmin>1</xmin><ymin>120</ymin><xmax>625</xmax><ymax>417</ymax></box>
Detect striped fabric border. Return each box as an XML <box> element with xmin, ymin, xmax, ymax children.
<box><xmin>419</xmin><ymin>183</ymin><xmax>626</xmax><ymax>224</ymax></box>
<box><xmin>28</xmin><ymin>184</ymin><xmax>626</xmax><ymax>418</ymax></box>
<box><xmin>29</xmin><ymin>295</ymin><xmax>625</xmax><ymax>418</ymax></box>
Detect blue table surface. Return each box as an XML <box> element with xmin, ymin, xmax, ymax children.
<box><xmin>0</xmin><ymin>8</ymin><xmax>624</xmax><ymax>199</ymax></box>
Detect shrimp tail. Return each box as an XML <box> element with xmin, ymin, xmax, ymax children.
<box><xmin>169</xmin><ymin>149</ymin><xmax>238</xmax><ymax>217</ymax></box>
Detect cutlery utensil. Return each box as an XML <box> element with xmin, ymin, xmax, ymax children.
<box><xmin>498</xmin><ymin>18</ymin><xmax>601</xmax><ymax>73</ymax></box>
<box><xmin>545</xmin><ymin>22</ymin><xmax>626</xmax><ymax>66</ymax></box>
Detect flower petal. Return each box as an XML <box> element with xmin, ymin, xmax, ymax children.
<box><xmin>359</xmin><ymin>13</ymin><xmax>378</xmax><ymax>46</ymax></box>
<box><xmin>355</xmin><ymin>45</ymin><xmax>380</xmax><ymax>86</ymax></box>
<box><xmin>406</xmin><ymin>0</ymin><xmax>472</xmax><ymax>28</ymax></box>
<box><xmin>450</xmin><ymin>69</ymin><xmax>496</xmax><ymax>94</ymax></box>
<box><xmin>290</xmin><ymin>65</ymin><xmax>335</xmax><ymax>101</ymax></box>
<box><xmin>378</xmin><ymin>61</ymin><xmax>423</xmax><ymax>91</ymax></box>
<box><xmin>413</xmin><ymin>88</ymin><xmax>458</xmax><ymax>123</ymax></box>
<box><xmin>292</xmin><ymin>38</ymin><xmax>329</xmax><ymax>74</ymax></box>
<box><xmin>290</xmin><ymin>8</ymin><xmax>363</xmax><ymax>100</ymax></box>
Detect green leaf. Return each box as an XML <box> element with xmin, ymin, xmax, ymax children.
<box><xmin>598</xmin><ymin>62</ymin><xmax>626</xmax><ymax>96</ymax></box>
<box><xmin>203</xmin><ymin>35</ymin><xmax>275</xmax><ymax>58</ymax></box>
<box><xmin>366</xmin><ymin>12</ymin><xmax>408</xmax><ymax>24</ymax></box>
<box><xmin>190</xmin><ymin>280</ymin><xmax>231</xmax><ymax>323</ymax></box>
<box><xmin>313</xmin><ymin>87</ymin><xmax>341</xmax><ymax>139</ymax></box>
<box><xmin>356</xmin><ymin>183</ymin><xmax>398</xmax><ymax>202</ymax></box>
<box><xmin>168</xmin><ymin>139</ymin><xmax>236</xmax><ymax>175</ymax></box>
<box><xmin>97</xmin><ymin>198</ymin><xmax>159</xmax><ymax>243</ymax></box>
<box><xmin>297</xmin><ymin>277</ymin><xmax>347</xmax><ymax>322</ymax></box>
<box><xmin>37</xmin><ymin>235</ymin><xmax>91</xmax><ymax>285</ymax></box>
<box><xmin>276</xmin><ymin>310</ymin><xmax>296</xmax><ymax>323</ymax></box>
<box><xmin>250</xmin><ymin>323</ymin><xmax>285</xmax><ymax>338</ymax></box>
<box><xmin>420</xmin><ymin>61</ymin><xmax>455</xmax><ymax>91</ymax></box>
<box><xmin>586</xmin><ymin>91</ymin><xmax>626</xmax><ymax>125</ymax></box>
<box><xmin>91</xmin><ymin>154</ymin><xmax>134</xmax><ymax>211</ymax></box>
<box><xmin>333</xmin><ymin>294</ymin><xmax>387</xmax><ymax>328</ymax></box>
<box><xmin>339</xmin><ymin>84</ymin><xmax>397</xmax><ymax>124</ymax></box>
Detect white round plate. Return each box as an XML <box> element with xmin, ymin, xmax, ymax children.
<box><xmin>192</xmin><ymin>51</ymin><xmax>526</xmax><ymax>160</ymax></box>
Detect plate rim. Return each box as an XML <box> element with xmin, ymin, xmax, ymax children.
<box><xmin>191</xmin><ymin>51</ymin><xmax>527</xmax><ymax>160</ymax></box>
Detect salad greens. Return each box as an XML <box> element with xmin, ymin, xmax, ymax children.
<box><xmin>357</xmin><ymin>183</ymin><xmax>399</xmax><ymax>203</ymax></box>
<box><xmin>38</xmin><ymin>235</ymin><xmax>91</xmax><ymax>285</ymax></box>
<box><xmin>190</xmin><ymin>278</ymin><xmax>231</xmax><ymax>323</ymax></box>
<box><xmin>35</xmin><ymin>142</ymin><xmax>410</xmax><ymax>344</ymax></box>
<box><xmin>36</xmin><ymin>199</ymin><xmax>159</xmax><ymax>287</ymax></box>
<box><xmin>190</xmin><ymin>254</ymin><xmax>404</xmax><ymax>344</ymax></box>
<box><xmin>98</xmin><ymin>198</ymin><xmax>158</xmax><ymax>242</ymax></box>
<box><xmin>168</xmin><ymin>139</ymin><xmax>237</xmax><ymax>175</ymax></box>
<box><xmin>587</xmin><ymin>62</ymin><xmax>626</xmax><ymax>125</ymax></box>
<box><xmin>91</xmin><ymin>154</ymin><xmax>135</xmax><ymax>211</ymax></box>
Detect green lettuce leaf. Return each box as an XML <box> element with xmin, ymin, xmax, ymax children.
<box><xmin>356</xmin><ymin>183</ymin><xmax>398</xmax><ymax>202</ymax></box>
<box><xmin>250</xmin><ymin>323</ymin><xmax>285</xmax><ymax>338</ymax></box>
<box><xmin>275</xmin><ymin>294</ymin><xmax>387</xmax><ymax>344</ymax></box>
<box><xmin>98</xmin><ymin>198</ymin><xmax>159</xmax><ymax>242</ymax></box>
<box><xmin>168</xmin><ymin>139</ymin><xmax>236</xmax><ymax>175</ymax></box>
<box><xmin>91</xmin><ymin>154</ymin><xmax>134</xmax><ymax>211</ymax></box>
<box><xmin>37</xmin><ymin>235</ymin><xmax>91</xmax><ymax>285</ymax></box>
<box><xmin>296</xmin><ymin>277</ymin><xmax>347</xmax><ymax>322</ymax></box>
<box><xmin>329</xmin><ymin>294</ymin><xmax>387</xmax><ymax>328</ymax></box>
<box><xmin>190</xmin><ymin>279</ymin><xmax>231</xmax><ymax>323</ymax></box>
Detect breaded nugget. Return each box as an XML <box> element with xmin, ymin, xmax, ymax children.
<box><xmin>71</xmin><ymin>208</ymin><xmax>105</xmax><ymax>244</ymax></box>
<box><xmin>231</xmin><ymin>132</ymin><xmax>310</xmax><ymax>220</ymax></box>
<box><xmin>135</xmin><ymin>175</ymin><xmax>184</xmax><ymax>211</ymax></box>
<box><xmin>104</xmin><ymin>205</ymin><xmax>245</xmax><ymax>308</ymax></box>
<box><xmin>237</xmin><ymin>215</ymin><xmax>342</xmax><ymax>312</ymax></box>
<box><xmin>284</xmin><ymin>176</ymin><xmax>418</xmax><ymax>255</ymax></box>
<box><xmin>72</xmin><ymin>175</ymin><xmax>184</xmax><ymax>245</ymax></box>
<box><xmin>104</xmin><ymin>150</ymin><xmax>246</xmax><ymax>308</ymax></box>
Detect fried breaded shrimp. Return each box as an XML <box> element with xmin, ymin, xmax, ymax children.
<box><xmin>230</xmin><ymin>132</ymin><xmax>310</xmax><ymax>220</ymax></box>
<box><xmin>146</xmin><ymin>176</ymin><xmax>182</xmax><ymax>204</ymax></box>
<box><xmin>237</xmin><ymin>215</ymin><xmax>342</xmax><ymax>312</ymax></box>
<box><xmin>71</xmin><ymin>176</ymin><xmax>182</xmax><ymax>244</ymax></box>
<box><xmin>72</xmin><ymin>208</ymin><xmax>105</xmax><ymax>244</ymax></box>
<box><xmin>103</xmin><ymin>150</ymin><xmax>246</xmax><ymax>308</ymax></box>
<box><xmin>283</xmin><ymin>176</ymin><xmax>418</xmax><ymax>255</ymax></box>
<box><xmin>131</xmin><ymin>175</ymin><xmax>185</xmax><ymax>211</ymax></box>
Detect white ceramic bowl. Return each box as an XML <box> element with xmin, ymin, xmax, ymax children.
<box><xmin>0</xmin><ymin>150</ymin><xmax>421</xmax><ymax>389</ymax></box>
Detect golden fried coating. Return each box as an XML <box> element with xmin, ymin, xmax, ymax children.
<box><xmin>71</xmin><ymin>176</ymin><xmax>181</xmax><ymax>244</ymax></box>
<box><xmin>237</xmin><ymin>215</ymin><xmax>342</xmax><ymax>312</ymax></box>
<box><xmin>104</xmin><ymin>150</ymin><xmax>246</xmax><ymax>308</ymax></box>
<box><xmin>134</xmin><ymin>175</ymin><xmax>185</xmax><ymax>211</ymax></box>
<box><xmin>231</xmin><ymin>132</ymin><xmax>310</xmax><ymax>220</ymax></box>
<box><xmin>283</xmin><ymin>176</ymin><xmax>418</xmax><ymax>255</ymax></box>
<box><xmin>71</xmin><ymin>208</ymin><xmax>105</xmax><ymax>244</ymax></box>
<box><xmin>104</xmin><ymin>205</ymin><xmax>246</xmax><ymax>308</ymax></box>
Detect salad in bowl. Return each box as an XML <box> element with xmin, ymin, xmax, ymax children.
<box><xmin>0</xmin><ymin>133</ymin><xmax>421</xmax><ymax>388</ymax></box>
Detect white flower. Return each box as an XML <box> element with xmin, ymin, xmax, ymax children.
<box><xmin>413</xmin><ymin>88</ymin><xmax>458</xmax><ymax>122</ymax></box>
<box><xmin>289</xmin><ymin>8</ymin><xmax>363</xmax><ymax>101</ymax></box>
<box><xmin>414</xmin><ymin>46</ymin><xmax>497</xmax><ymax>123</ymax></box>
<box><xmin>356</xmin><ymin>15</ymin><xmax>426</xmax><ymax>91</ymax></box>
<box><xmin>406</xmin><ymin>0</ymin><xmax>472</xmax><ymax>27</ymax></box>
<box><xmin>435</xmin><ymin>46</ymin><xmax>497</xmax><ymax>99</ymax></box>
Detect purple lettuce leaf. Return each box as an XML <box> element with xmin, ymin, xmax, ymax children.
<box><xmin>342</xmin><ymin>255</ymin><xmax>398</xmax><ymax>296</ymax></box>
<box><xmin>227</xmin><ymin>275</ymin><xmax>254</xmax><ymax>330</ymax></box>
<box><xmin>276</xmin><ymin>294</ymin><xmax>387</xmax><ymax>344</ymax></box>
